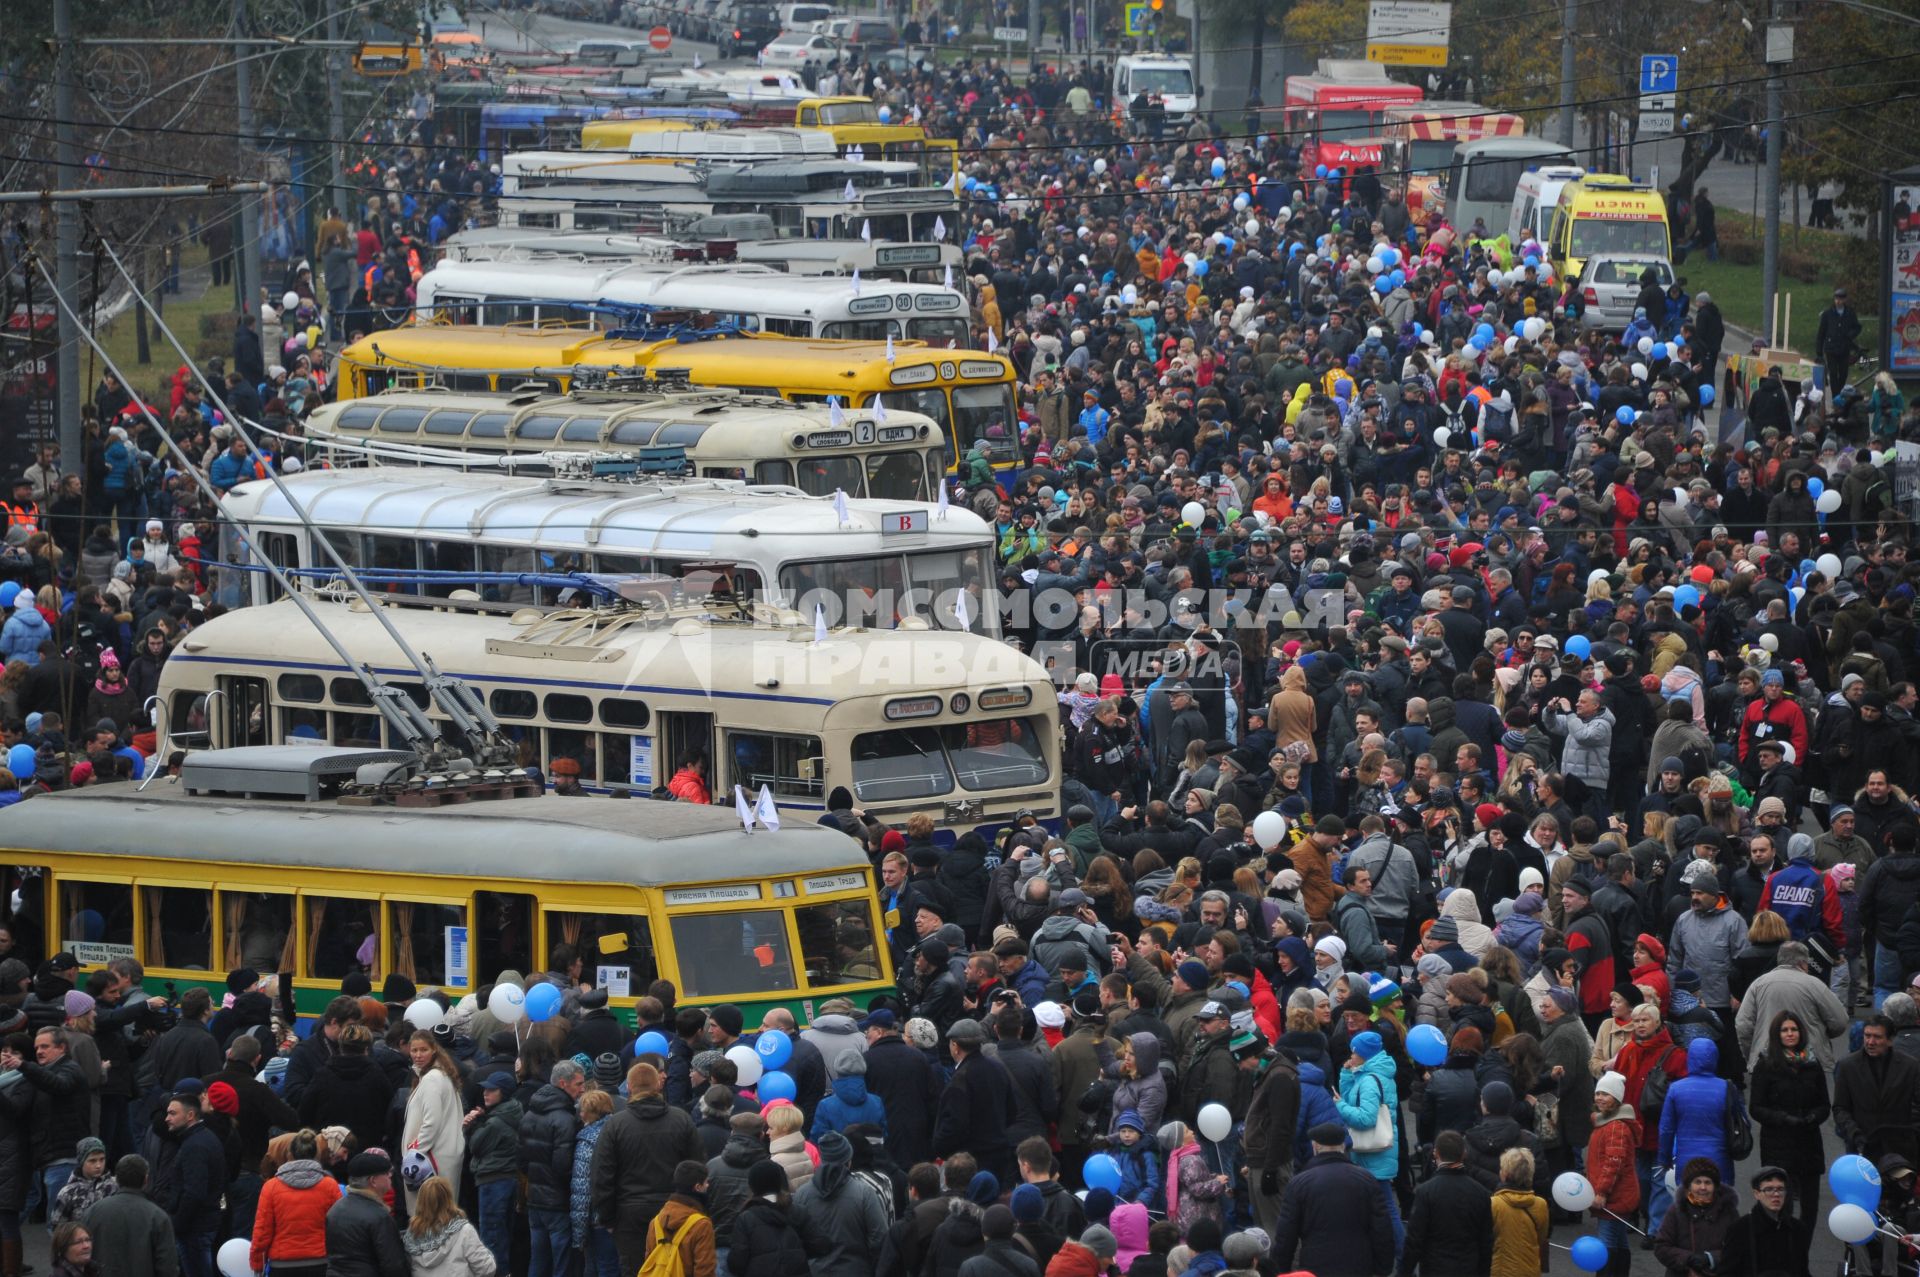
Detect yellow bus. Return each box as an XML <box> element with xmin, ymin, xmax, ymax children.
<box><xmin>0</xmin><ymin>746</ymin><xmax>894</xmax><ymax>1025</ymax></box>
<box><xmin>580</xmin><ymin>98</ymin><xmax>960</xmax><ymax>182</ymax></box>
<box><xmin>337</xmin><ymin>325</ymin><xmax>1020</xmax><ymax>476</ymax></box>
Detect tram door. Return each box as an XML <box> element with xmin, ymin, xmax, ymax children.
<box><xmin>215</xmin><ymin>676</ymin><xmax>271</xmax><ymax>749</ymax></box>
<box><xmin>655</xmin><ymin>712</ymin><xmax>714</xmax><ymax>797</ymax></box>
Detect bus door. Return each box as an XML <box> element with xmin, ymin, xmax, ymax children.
<box><xmin>656</xmin><ymin>711</ymin><xmax>715</xmax><ymax>798</ymax></box>
<box><xmin>216</xmin><ymin>675</ymin><xmax>270</xmax><ymax>749</ymax></box>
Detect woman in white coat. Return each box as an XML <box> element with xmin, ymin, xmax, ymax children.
<box><xmin>402</xmin><ymin>1032</ymin><xmax>467</xmax><ymax>1210</ymax></box>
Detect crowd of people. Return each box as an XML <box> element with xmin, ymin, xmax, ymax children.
<box><xmin>0</xmin><ymin>30</ymin><xmax>1917</xmax><ymax>1277</ymax></box>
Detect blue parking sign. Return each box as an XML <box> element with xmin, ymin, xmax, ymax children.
<box><xmin>1640</xmin><ymin>54</ymin><xmax>1678</xmax><ymax>95</ymax></box>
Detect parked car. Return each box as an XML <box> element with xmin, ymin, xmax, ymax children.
<box><xmin>759</xmin><ymin>28</ymin><xmax>837</xmax><ymax>67</ymax></box>
<box><xmin>720</xmin><ymin>2</ymin><xmax>782</xmax><ymax>56</ymax></box>
<box><xmin>1578</xmin><ymin>252</ymin><xmax>1675</xmax><ymax>333</ymax></box>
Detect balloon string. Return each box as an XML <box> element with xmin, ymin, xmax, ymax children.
<box><xmin>1599</xmin><ymin>1207</ymin><xmax>1648</xmax><ymax>1236</ymax></box>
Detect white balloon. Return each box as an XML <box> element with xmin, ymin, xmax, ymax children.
<box><xmin>1781</xmin><ymin>743</ymin><xmax>1797</xmax><ymax>764</ymax></box>
<box><xmin>281</xmin><ymin>291</ymin><xmax>300</xmax><ymax>311</ymax></box>
<box><xmin>1181</xmin><ymin>501</ymin><xmax>1207</xmax><ymax>527</ymax></box>
<box><xmin>1487</xmin><ymin>270</ymin><xmax>1504</xmax><ymax>287</ymax></box>
<box><xmin>1817</xmin><ymin>553</ymin><xmax>1843</xmax><ymax>577</ymax></box>
<box><xmin>1830</xmin><ymin>1203</ymin><xmax>1878</xmax><ymax>1245</ymax></box>
<box><xmin>725</xmin><ymin>1043</ymin><xmax>764</xmax><ymax>1087</ymax></box>
<box><xmin>1197</xmin><ymin>1102</ymin><xmax>1234</xmax><ymax>1142</ymax></box>
<box><xmin>1817</xmin><ymin>489</ymin><xmax>1843</xmax><ymax>513</ymax></box>
<box><xmin>218</xmin><ymin>1238</ymin><xmax>253</xmax><ymax>1277</ymax></box>
<box><xmin>488</xmin><ymin>982</ymin><xmax>525</xmax><ymax>1024</ymax></box>
<box><xmin>1637</xmin><ymin>337</ymin><xmax>1654</xmax><ymax>355</ymax></box>
<box><xmin>1367</xmin><ymin>326</ymin><xmax>1383</xmax><ymax>340</ymax></box>
<box><xmin>1434</xmin><ymin>427</ymin><xmax>1452</xmax><ymax>449</ymax></box>
<box><xmin>1589</xmin><ymin>569</ymin><xmax>1609</xmax><ymax>586</ymax></box>
<box><xmin>1092</xmin><ymin>157</ymin><xmax>1107</xmax><ymax>175</ymax></box>
<box><xmin>404</xmin><ymin>998</ymin><xmax>444</xmax><ymax>1030</ymax></box>
<box><xmin>1184</xmin><ymin>252</ymin><xmax>1199</xmax><ymax>268</ymax></box>
<box><xmin>1504</xmin><ymin>336</ymin><xmax>1520</xmax><ymax>354</ymax></box>
<box><xmin>1251</xmin><ymin>809</ymin><xmax>1287</xmax><ymax>850</ymax></box>
<box><xmin>1551</xmin><ymin>1171</ymin><xmax>1595</xmax><ymax>1212</ymax></box>
<box><xmin>1233</xmin><ymin>193</ymin><xmax>1250</xmax><ymax>210</ymax></box>
<box><xmin>1663</xmin><ymin>1167</ymin><xmax>1678</xmax><ymax>1194</ymax></box>
<box><xmin>1246</xmin><ymin>219</ymin><xmax>1261</xmax><ymax>237</ymax></box>
<box><xmin>1631</xmin><ymin>362</ymin><xmax>1649</xmax><ymax>382</ymax></box>
<box><xmin>1758</xmin><ymin>633</ymin><xmax>1780</xmax><ymax>652</ymax></box>
<box><xmin>1524</xmin><ymin>317</ymin><xmax>1547</xmax><ymax>340</ymax></box>
<box><xmin>1368</xmin><ymin>257</ymin><xmax>1385</xmax><ymax>274</ymax></box>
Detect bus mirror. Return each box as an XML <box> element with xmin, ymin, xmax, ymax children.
<box><xmin>797</xmin><ymin>757</ymin><xmax>818</xmax><ymax>781</ymax></box>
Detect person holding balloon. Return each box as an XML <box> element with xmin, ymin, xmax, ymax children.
<box><xmin>402</xmin><ymin>1030</ymin><xmax>467</xmax><ymax>1211</ymax></box>
<box><xmin>1652</xmin><ymin>1158</ymin><xmax>1740</xmax><ymax>1277</ymax></box>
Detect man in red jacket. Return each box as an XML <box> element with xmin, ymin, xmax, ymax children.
<box><xmin>1737</xmin><ymin>670</ymin><xmax>1808</xmax><ymax>785</ymax></box>
<box><xmin>1561</xmin><ymin>878</ymin><xmax>1617</xmax><ymax>1034</ymax></box>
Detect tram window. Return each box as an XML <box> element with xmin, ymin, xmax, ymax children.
<box><xmin>850</xmin><ymin>727</ymin><xmax>954</xmax><ymax>802</ymax></box>
<box><xmin>469</xmin><ymin>413</ymin><xmax>511</xmax><ymax>439</ymax></box>
<box><xmin>319</xmin><ymin>529</ymin><xmax>362</xmax><ymax>571</ymax></box>
<box><xmin>516</xmin><ymin>415</ymin><xmax>567</xmax><ymax>442</ymax></box>
<box><xmin>866</xmin><ymin>451</ymin><xmax>926</xmax><ymax>501</ymax></box>
<box><xmin>761</xmin><ymin>318</ymin><xmax>811</xmax><ymax>337</ymax></box>
<box><xmin>544</xmin><ymin>911</ymin><xmax>657</xmax><ymax>992</ymax></box>
<box><xmin>337</xmin><ymin>405</ymin><xmax>382</xmax><ymax>433</ymax></box>
<box><xmin>331</xmin><ymin>678</ymin><xmax>372</xmax><ymax>707</ymax></box>
<box><xmin>491</xmin><ymin>690</ymin><xmax>538</xmax><ymax>719</ymax></box>
<box><xmin>941</xmin><ymin>717</ymin><xmax>1050</xmax><ymax>790</ymax></box>
<box><xmin>701</xmin><ymin>467</ymin><xmax>746</xmax><ymax>480</ymax></box>
<box><xmin>306</xmin><ymin>896</ymin><xmax>377</xmax><ymax>981</ymax></box>
<box><xmin>375</xmin><ymin>408</ymin><xmax>426</xmax><ymax>435</ymax></box>
<box><xmin>726</xmin><ymin>732</ymin><xmax>822</xmax><ymax>799</ymax></box>
<box><xmin>601</xmin><ymin>698</ymin><xmax>649</xmax><ymax>729</ymax></box>
<box><xmin>58</xmin><ymin>881</ymin><xmax>133</xmax><ymax>959</ymax></box>
<box><xmin>368</xmin><ymin>535</ymin><xmax>420</xmax><ymax>580</ymax></box>
<box><xmin>331</xmin><ymin>712</ymin><xmax>383</xmax><ymax>748</ymax></box>
<box><xmin>480</xmin><ymin>546</ymin><xmax>537</xmax><ymax>604</ymax></box>
<box><xmin>753</xmin><ymin>461</ymin><xmax>791</xmax><ymax>485</ymax></box>
<box><xmin>387</xmin><ymin>901</ymin><xmax>466</xmax><ymax>986</ymax></box>
<box><xmin>168</xmin><ymin>690</ymin><xmax>209</xmax><ymax>744</ymax></box>
<box><xmin>592</xmin><ymin>553</ymin><xmax>653</xmax><ymax>576</ymax></box>
<box><xmin>544</xmin><ymin>694</ymin><xmax>592</xmax><ymax>724</ymax></box>
<box><xmin>475</xmin><ymin>892</ymin><xmax>534</xmax><ymax>985</ymax></box>
<box><xmin>670</xmin><ymin>910</ymin><xmax>793</xmax><ymax>998</ymax></box>
<box><xmin>794</xmin><ymin>898</ymin><xmax>881</xmax><ymax>988</ymax></box>
<box><xmin>561</xmin><ymin>418</ymin><xmax>607</xmax><ymax>443</ymax></box>
<box><xmin>278</xmin><ymin>674</ymin><xmax>325</xmax><ymax>703</ymax></box>
<box><xmin>794</xmin><ymin>455</ymin><xmax>863</xmax><ymax>498</ymax></box>
<box><xmin>223</xmin><ymin>891</ymin><xmax>293</xmax><ymax>973</ymax></box>
<box><xmin>281</xmin><ymin>707</ymin><xmax>326</xmax><ymax>743</ymax></box>
<box><xmin>423</xmin><ymin>410</ymin><xmax>475</xmax><ymax>436</ymax></box>
<box><xmin>547</xmin><ymin>729</ymin><xmax>598</xmax><ymax>782</ymax></box>
<box><xmin>423</xmin><ymin>539</ymin><xmax>477</xmax><ymax>598</ymax></box>
<box><xmin>608</xmin><ymin>420</ymin><xmax>663</xmax><ymax>446</ymax></box>
<box><xmin>141</xmin><ymin>885</ymin><xmax>212</xmax><ymax>972</ymax></box>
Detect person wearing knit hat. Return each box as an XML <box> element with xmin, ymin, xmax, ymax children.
<box><xmin>1175</xmin><ymin>959</ymin><xmax>1211</xmax><ymax>994</ymax></box>
<box><xmin>1009</xmin><ymin>1181</ymin><xmax>1044</xmax><ymax>1223</ymax></box>
<box><xmin>50</xmin><ymin>1137</ymin><xmax>111</xmax><ymax>1224</ymax></box>
<box><xmin>206</xmin><ymin>1080</ymin><xmax>240</xmax><ymax>1117</ymax></box>
<box><xmin>62</xmin><ymin>990</ymin><xmax>93</xmax><ymax>1020</ymax></box>
<box><xmin>1312</xmin><ymin>936</ymin><xmax>1346</xmax><ymax>988</ymax></box>
<box><xmin>1517</xmin><ymin>866</ymin><xmax>1545</xmax><ymax>893</ymax></box>
<box><xmin>745</xmin><ymin>1158</ymin><xmax>789</xmax><ymax>1200</ymax></box>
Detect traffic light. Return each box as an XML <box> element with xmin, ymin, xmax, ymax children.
<box><xmin>1150</xmin><ymin>0</ymin><xmax>1163</xmax><ymax>10</ymax></box>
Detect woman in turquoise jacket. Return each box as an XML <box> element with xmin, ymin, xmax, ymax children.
<box><xmin>1336</xmin><ymin>1029</ymin><xmax>1404</xmax><ymax>1252</ymax></box>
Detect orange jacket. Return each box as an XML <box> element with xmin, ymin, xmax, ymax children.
<box><xmin>1584</xmin><ymin>1112</ymin><xmax>1642</xmax><ymax>1216</ymax></box>
<box><xmin>251</xmin><ymin>1165</ymin><xmax>342</xmax><ymax>1268</ymax></box>
<box><xmin>667</xmin><ymin>766</ymin><xmax>712</xmax><ymax>804</ymax></box>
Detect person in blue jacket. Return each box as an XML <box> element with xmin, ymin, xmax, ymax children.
<box><xmin>1334</xmin><ymin>1029</ymin><xmax>1403</xmax><ymax>1250</ymax></box>
<box><xmin>1291</xmin><ymin>1059</ymin><xmax>1344</xmax><ymax>1169</ymax></box>
<box><xmin>1659</xmin><ymin>1037</ymin><xmax>1738</xmax><ymax>1186</ymax></box>
<box><xmin>809</xmin><ymin>1053</ymin><xmax>886</xmax><ymax>1141</ymax></box>
<box><xmin>1109</xmin><ymin>1110</ymin><xmax>1163</xmax><ymax>1213</ymax></box>
<box><xmin>0</xmin><ymin>594</ymin><xmax>50</xmax><ymax>666</ymax></box>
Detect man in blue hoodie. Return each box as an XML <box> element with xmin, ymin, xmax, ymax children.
<box><xmin>809</xmin><ymin>1054</ymin><xmax>885</xmax><ymax>1141</ymax></box>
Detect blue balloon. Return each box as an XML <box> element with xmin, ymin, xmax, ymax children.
<box><xmin>1672</xmin><ymin>585</ymin><xmax>1699</xmax><ymax>609</ymax></box>
<box><xmin>758</xmin><ymin>1070</ymin><xmax>797</xmax><ymax>1103</ymax></box>
<box><xmin>1083</xmin><ymin>1153</ymin><xmax>1123</xmax><ymax>1193</ymax></box>
<box><xmin>1615</xmin><ymin>406</ymin><xmax>1636</xmax><ymax>425</ymax></box>
<box><xmin>1570</xmin><ymin>1236</ymin><xmax>1609</xmax><ymax>1272</ymax></box>
<box><xmin>1699</xmin><ymin>384</ymin><xmax>1716</xmax><ymax>406</ymax></box>
<box><xmin>1329</xmin><ymin>167</ymin><xmax>1343</xmax><ymax>178</ymax></box>
<box><xmin>0</xmin><ymin>583</ymin><xmax>18</xmax><ymax>610</ymax></box>
<box><xmin>524</xmin><ymin>982</ymin><xmax>562</xmax><ymax>1023</ymax></box>
<box><xmin>1315</xmin><ymin>164</ymin><xmax>1330</xmax><ymax>178</ymax></box>
<box><xmin>1407</xmin><ymin>1023</ymin><xmax>1447</xmax><ymax>1067</ymax></box>
<box><xmin>1524</xmin><ymin>254</ymin><xmax>1540</xmax><ymax>267</ymax></box>
<box><xmin>963</xmin><ymin>176</ymin><xmax>977</xmax><ymax>192</ymax></box>
<box><xmin>1376</xmin><ymin>277</ymin><xmax>1393</xmax><ymax>295</ymax></box>
<box><xmin>1831</xmin><ymin>1155</ymin><xmax>1883</xmax><ymax>1210</ymax></box>
<box><xmin>1470</xmin><ymin>335</ymin><xmax>1489</xmax><ymax>351</ymax></box>
<box><xmin>5</xmin><ymin>744</ymin><xmax>32</xmax><ymax>778</ymax></box>
<box><xmin>1390</xmin><ymin>270</ymin><xmax>1406</xmax><ymax>288</ymax></box>
<box><xmin>1380</xmin><ymin>247</ymin><xmax>1399</xmax><ymax>268</ymax></box>
<box><xmin>1651</xmin><ymin>343</ymin><xmax>1667</xmax><ymax>360</ymax></box>
<box><xmin>1475</xmin><ymin>323</ymin><xmax>1495</xmax><ymax>341</ymax></box>
<box><xmin>1210</xmin><ymin>157</ymin><xmax>1226</xmax><ymax>178</ymax></box>
<box><xmin>756</xmin><ymin>1030</ymin><xmax>793</xmax><ymax>1069</ymax></box>
<box><xmin>1195</xmin><ymin>260</ymin><xmax>1209</xmax><ymax>276</ymax></box>
<box><xmin>634</xmin><ymin>1031</ymin><xmax>671</xmax><ymax>1059</ymax></box>
<box><xmin>1218</xmin><ymin>236</ymin><xmax>1235</xmax><ymax>253</ymax></box>
<box><xmin>1565</xmin><ymin>634</ymin><xmax>1592</xmax><ymax>660</ymax></box>
<box><xmin>1808</xmin><ymin>476</ymin><xmax>1824</xmax><ymax>500</ymax></box>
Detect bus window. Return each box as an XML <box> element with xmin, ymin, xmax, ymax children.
<box><xmin>670</xmin><ymin>910</ymin><xmax>793</xmax><ymax>997</ymax></box>
<box><xmin>281</xmin><ymin>706</ymin><xmax>326</xmax><ymax>743</ymax></box>
<box><xmin>761</xmin><ymin>318</ymin><xmax>811</xmax><ymax>337</ymax></box>
<box><xmin>224</xmin><ymin>892</ymin><xmax>293</xmax><ymax>973</ymax></box>
<box><xmin>319</xmin><ymin>529</ymin><xmax>363</xmax><ymax>570</ymax></box>
<box><xmin>794</xmin><ymin>455</ymin><xmax>864</xmax><ymax>497</ymax></box>
<box><xmin>369</xmin><ymin>535</ymin><xmax>420</xmax><ymax>593</ymax></box>
<box><xmin>480</xmin><ymin>546</ymin><xmax>537</xmax><ymax>603</ymax></box>
<box><xmin>278</xmin><ymin>674</ymin><xmax>325</xmax><ymax>703</ymax></box>
<box><xmin>476</xmin><ymin>892</ymin><xmax>535</xmax><ymax>985</ymax></box>
<box><xmin>516</xmin><ymin>415</ymin><xmax>568</xmax><ymax>442</ymax></box>
<box><xmin>754</xmin><ymin>461</ymin><xmax>792</xmax><ymax>486</ymax></box>
<box><xmin>258</xmin><ymin>531</ymin><xmax>298</xmax><ymax>602</ymax></box>
<box><xmin>941</xmin><ymin>717</ymin><xmax>1050</xmax><ymax>790</ymax></box>
<box><xmin>865</xmin><ymin>451</ymin><xmax>926</xmax><ymax>501</ymax></box>
<box><xmin>875</xmin><ymin>387</ymin><xmax>949</xmax><ymax>438</ymax></box>
<box><xmin>850</xmin><ymin>727</ymin><xmax>954</xmax><ymax>802</ymax></box>
<box><xmin>726</xmin><ymin>731</ymin><xmax>821</xmax><ymax>798</ymax></box>
<box><xmin>701</xmin><ymin>467</ymin><xmax>747</xmax><ymax>480</ymax></box>
<box><xmin>469</xmin><ymin>413</ymin><xmax>511</xmax><ymax>439</ymax></box>
<box><xmin>307</xmin><ymin>896</ymin><xmax>377</xmax><ymax>981</ymax></box>
<box><xmin>545</xmin><ymin>911</ymin><xmax>657</xmax><ymax>991</ymax></box>
<box><xmin>954</xmin><ymin>385</ymin><xmax>1018</xmax><ymax>461</ymax></box>
<box><xmin>331</xmin><ymin>713</ymin><xmax>384</xmax><ymax>748</ymax></box>
<box><xmin>545</xmin><ymin>694</ymin><xmax>592</xmax><ymax>724</ymax></box>
<box><xmin>819</xmin><ymin>320</ymin><xmax>896</xmax><ymax>342</ymax></box>
<box><xmin>592</xmin><ymin>553</ymin><xmax>653</xmax><ymax>577</ymax></box>
<box><xmin>794</xmin><ymin>898</ymin><xmax>882</xmax><ymax>987</ymax></box>
<box><xmin>601</xmin><ymin>698</ymin><xmax>650</xmax><ymax>730</ymax></box>
<box><xmin>168</xmin><ymin>691</ymin><xmax>209</xmax><ymax>748</ymax></box>
<box><xmin>142</xmin><ymin>886</ymin><xmax>211</xmax><ymax>971</ymax></box>
<box><xmin>547</xmin><ymin>728</ymin><xmax>598</xmax><ymax>782</ymax></box>
<box><xmin>491</xmin><ymin>690</ymin><xmax>538</xmax><ymax>719</ymax></box>
<box><xmin>387</xmin><ymin>901</ymin><xmax>467</xmax><ymax>986</ymax></box>
<box><xmin>58</xmin><ymin>881</ymin><xmax>133</xmax><ymax>959</ymax></box>
<box><xmin>907</xmin><ymin>318</ymin><xmax>968</xmax><ymax>348</ymax></box>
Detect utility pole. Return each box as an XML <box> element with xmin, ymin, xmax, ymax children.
<box><xmin>234</xmin><ymin>0</ymin><xmax>262</xmax><ymax>317</ymax></box>
<box><xmin>1760</xmin><ymin>1</ymin><xmax>1786</xmax><ymax>348</ymax></box>
<box><xmin>1557</xmin><ymin>0</ymin><xmax>1576</xmax><ymax>152</ymax></box>
<box><xmin>52</xmin><ymin>0</ymin><xmax>83</xmax><ymax>467</ymax></box>
<box><xmin>327</xmin><ymin>0</ymin><xmax>349</xmax><ymax>220</ymax></box>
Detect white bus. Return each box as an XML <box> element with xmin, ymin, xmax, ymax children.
<box><xmin>295</xmin><ymin>384</ymin><xmax>947</xmax><ymax>498</ymax></box>
<box><xmin>160</xmin><ymin>593</ymin><xmax>1055</xmax><ymax>826</ymax></box>
<box><xmin>434</xmin><ymin>225</ymin><xmax>964</xmax><ymax>288</ymax></box>
<box><xmin>216</xmin><ymin>468</ymin><xmax>1000</xmax><ymax>635</ymax></box>
<box><xmin>415</xmin><ymin>258</ymin><xmax>969</xmax><ymax>344</ymax></box>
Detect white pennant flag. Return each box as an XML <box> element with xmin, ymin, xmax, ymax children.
<box><xmin>953</xmin><ymin>588</ymin><xmax>971</xmax><ymax>630</ymax></box>
<box><xmin>885</xmin><ymin>334</ymin><xmax>896</xmax><ymax>363</ymax></box>
<box><xmin>872</xmin><ymin>399</ymin><xmax>888</xmax><ymax>426</ymax></box>
<box><xmin>843</xmin><ymin>179</ymin><xmax>857</xmax><ymax>203</ymax></box>
<box><xmin>943</xmin><ymin>263</ymin><xmax>953</xmax><ymax>290</ymax></box>
<box><xmin>934</xmin><ymin>215</ymin><xmax>948</xmax><ymax>241</ymax></box>
<box><xmin>755</xmin><ymin>784</ymin><xmax>781</xmax><ymax>832</ymax></box>
<box><xmin>911</xmin><ymin>103</ymin><xmax>922</xmax><ymax>123</ymax></box>
<box><xmin>850</xmin><ymin>268</ymin><xmax>861</xmax><ymax>296</ymax></box>
<box><xmin>937</xmin><ymin>477</ymin><xmax>950</xmax><ymax>520</ymax></box>
<box><xmin>693</xmin><ymin>52</ymin><xmax>703</xmax><ymax>67</ymax></box>
<box><xmin>828</xmin><ymin>395</ymin><xmax>844</xmax><ymax>428</ymax></box>
<box><xmin>733</xmin><ymin>784</ymin><xmax>757</xmax><ymax>833</ymax></box>
<box><xmin>860</xmin><ymin>219</ymin><xmax>872</xmax><ymax>242</ymax></box>
<box><xmin>986</xmin><ymin>327</ymin><xmax>999</xmax><ymax>354</ymax></box>
<box><xmin>832</xmin><ymin>488</ymin><xmax>851</xmax><ymax>526</ymax></box>
<box><xmin>814</xmin><ymin>603</ymin><xmax>830</xmax><ymax>643</ymax></box>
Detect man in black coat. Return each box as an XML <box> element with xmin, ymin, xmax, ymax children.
<box><xmin>19</xmin><ymin>1026</ymin><xmax>91</xmax><ymax>1209</ymax></box>
<box><xmin>931</xmin><ymin>1019</ymin><xmax>1019</xmax><ymax>1186</ymax></box>
<box><xmin>202</xmin><ymin>1035</ymin><xmax>299</xmax><ymax>1175</ymax></box>
<box><xmin>860</xmin><ymin>1010</ymin><xmax>941</xmax><ymax>1168</ymax></box>
<box><xmin>324</xmin><ymin>1151</ymin><xmax>408</xmax><ymax>1277</ymax></box>
<box><xmin>152</xmin><ymin>1090</ymin><xmax>226</xmax><ymax>1277</ymax></box>
<box><xmin>590</xmin><ymin>1062</ymin><xmax>705</xmax><ymax>1275</ymax></box>
<box><xmin>518</xmin><ymin>1059</ymin><xmax>583</xmax><ymax>1274</ymax></box>
<box><xmin>565</xmin><ymin>988</ymin><xmax>626</xmax><ymax>1062</ymax></box>
<box><xmin>1272</xmin><ymin>1123</ymin><xmax>1397</xmax><ymax>1276</ymax></box>
<box><xmin>1399</xmin><ymin>1131</ymin><xmax>1494</xmax><ymax>1277</ymax></box>
<box><xmin>1834</xmin><ymin>1016</ymin><xmax>1920</xmax><ymax>1166</ymax></box>
<box><xmin>148</xmin><ymin>989</ymin><xmax>222</xmax><ymax>1095</ymax></box>
<box><xmin>987</xmin><ymin>1006</ymin><xmax>1057</xmax><ymax>1146</ymax></box>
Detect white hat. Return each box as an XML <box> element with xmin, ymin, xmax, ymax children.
<box><xmin>1518</xmin><ymin>867</ymin><xmax>1545</xmax><ymax>891</ymax></box>
<box><xmin>1075</xmin><ymin>672</ymin><xmax>1097</xmax><ymax>693</ymax></box>
<box><xmin>1595</xmin><ymin>1070</ymin><xmax>1627</xmax><ymax>1103</ymax></box>
<box><xmin>146</xmin><ymin>519</ymin><xmax>163</xmax><ymax>532</ymax></box>
<box><xmin>12</xmin><ymin>595</ymin><xmax>33</xmax><ymax>612</ymax></box>
<box><xmin>1033</xmin><ymin>1001</ymin><xmax>1066</xmax><ymax>1029</ymax></box>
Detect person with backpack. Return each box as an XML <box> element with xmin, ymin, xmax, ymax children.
<box><xmin>637</xmin><ymin>1161</ymin><xmax>717</xmax><ymax>1277</ymax></box>
<box><xmin>1614</xmin><ymin>1001</ymin><xmax>1686</xmax><ymax>1238</ymax></box>
<box><xmin>725</xmin><ymin>1160</ymin><xmax>807</xmax><ymax>1277</ymax></box>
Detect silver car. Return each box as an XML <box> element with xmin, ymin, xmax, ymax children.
<box><xmin>1578</xmin><ymin>253</ymin><xmax>1674</xmax><ymax>333</ymax></box>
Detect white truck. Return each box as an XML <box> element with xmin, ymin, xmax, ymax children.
<box><xmin>1112</xmin><ymin>55</ymin><xmax>1199</xmax><ymax>127</ymax></box>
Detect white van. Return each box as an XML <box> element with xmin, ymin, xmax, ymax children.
<box><xmin>1508</xmin><ymin>165</ymin><xmax>1587</xmax><ymax>247</ymax></box>
<box><xmin>778</xmin><ymin>2</ymin><xmax>836</xmax><ymax>27</ymax></box>
<box><xmin>1112</xmin><ymin>55</ymin><xmax>1199</xmax><ymax>126</ymax></box>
